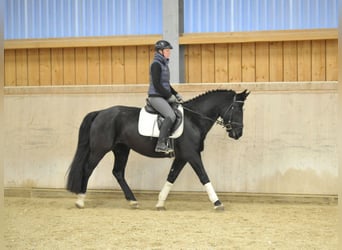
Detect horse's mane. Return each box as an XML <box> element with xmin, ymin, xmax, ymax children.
<box><xmin>183</xmin><ymin>89</ymin><xmax>235</xmax><ymax>105</ymax></box>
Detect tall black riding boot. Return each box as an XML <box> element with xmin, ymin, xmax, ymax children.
<box><xmin>155</xmin><ymin>117</ymin><xmax>174</xmax><ymax>153</ymax></box>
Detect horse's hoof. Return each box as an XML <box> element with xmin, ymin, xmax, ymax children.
<box><xmin>129</xmin><ymin>200</ymin><xmax>139</xmax><ymax>209</ymax></box>
<box><xmin>214</xmin><ymin>204</ymin><xmax>224</xmax><ymax>211</ymax></box>
<box><xmin>75</xmin><ymin>200</ymin><xmax>84</xmax><ymax>209</ymax></box>
<box><xmin>156</xmin><ymin>206</ymin><xmax>166</xmax><ymax>211</ymax></box>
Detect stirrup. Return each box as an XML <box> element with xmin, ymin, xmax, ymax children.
<box><xmin>155</xmin><ymin>139</ymin><xmax>174</xmax><ymax>153</ymax></box>
<box><xmin>155</xmin><ymin>145</ymin><xmax>174</xmax><ymax>154</ymax></box>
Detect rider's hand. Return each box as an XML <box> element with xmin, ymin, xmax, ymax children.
<box><xmin>167</xmin><ymin>95</ymin><xmax>177</xmax><ymax>103</ymax></box>
<box><xmin>175</xmin><ymin>94</ymin><xmax>184</xmax><ymax>103</ymax></box>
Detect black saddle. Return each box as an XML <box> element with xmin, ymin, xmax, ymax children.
<box><xmin>145</xmin><ymin>99</ymin><xmax>183</xmax><ymax>134</ymax></box>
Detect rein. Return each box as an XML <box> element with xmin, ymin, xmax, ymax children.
<box><xmin>181</xmin><ymin>95</ymin><xmax>244</xmax><ymax>131</ymax></box>
<box><xmin>182</xmin><ymin>105</ymin><xmax>224</xmax><ymax>126</ymax></box>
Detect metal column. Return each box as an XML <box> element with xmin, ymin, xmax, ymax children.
<box><xmin>0</xmin><ymin>0</ymin><xmax>4</xmax><ymax>247</ymax></box>
<box><xmin>163</xmin><ymin>0</ymin><xmax>184</xmax><ymax>83</ymax></box>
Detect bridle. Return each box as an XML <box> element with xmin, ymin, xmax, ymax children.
<box><xmin>181</xmin><ymin>95</ymin><xmax>245</xmax><ymax>132</ymax></box>
<box><xmin>219</xmin><ymin>95</ymin><xmax>245</xmax><ymax>131</ymax></box>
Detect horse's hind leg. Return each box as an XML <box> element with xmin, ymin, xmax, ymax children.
<box><xmin>76</xmin><ymin>151</ymin><xmax>106</xmax><ymax>208</ymax></box>
<box><xmin>112</xmin><ymin>144</ymin><xmax>138</xmax><ymax>209</ymax></box>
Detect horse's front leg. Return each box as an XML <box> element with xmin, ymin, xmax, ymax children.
<box><xmin>112</xmin><ymin>145</ymin><xmax>139</xmax><ymax>209</ymax></box>
<box><xmin>189</xmin><ymin>154</ymin><xmax>224</xmax><ymax>211</ymax></box>
<box><xmin>156</xmin><ymin>158</ymin><xmax>187</xmax><ymax>210</ymax></box>
<box><xmin>204</xmin><ymin>182</ymin><xmax>224</xmax><ymax>210</ymax></box>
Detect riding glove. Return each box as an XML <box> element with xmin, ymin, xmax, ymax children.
<box><xmin>176</xmin><ymin>94</ymin><xmax>184</xmax><ymax>103</ymax></box>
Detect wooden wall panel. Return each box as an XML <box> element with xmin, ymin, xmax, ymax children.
<box><xmin>201</xmin><ymin>44</ymin><xmax>215</xmax><ymax>83</ymax></box>
<box><xmin>255</xmin><ymin>42</ymin><xmax>269</xmax><ymax>82</ymax></box>
<box><xmin>100</xmin><ymin>47</ymin><xmax>112</xmax><ymax>84</ymax></box>
<box><xmin>214</xmin><ymin>44</ymin><xmax>228</xmax><ymax>82</ymax></box>
<box><xmin>228</xmin><ymin>43</ymin><xmax>242</xmax><ymax>82</ymax></box>
<box><xmin>297</xmin><ymin>41</ymin><xmax>312</xmax><ymax>81</ymax></box>
<box><xmin>312</xmin><ymin>40</ymin><xmax>326</xmax><ymax>81</ymax></box>
<box><xmin>51</xmin><ymin>48</ymin><xmax>64</xmax><ymax>85</ymax></box>
<box><xmin>149</xmin><ymin>46</ymin><xmax>155</xmax><ymax>62</ymax></box>
<box><xmin>64</xmin><ymin>48</ymin><xmax>75</xmax><ymax>85</ymax></box>
<box><xmin>283</xmin><ymin>41</ymin><xmax>298</xmax><ymax>81</ymax></box>
<box><xmin>15</xmin><ymin>49</ymin><xmax>28</xmax><ymax>86</ymax></box>
<box><xmin>326</xmin><ymin>40</ymin><xmax>338</xmax><ymax>81</ymax></box>
<box><xmin>112</xmin><ymin>46</ymin><xmax>125</xmax><ymax>83</ymax></box>
<box><xmin>28</xmin><ymin>49</ymin><xmax>40</xmax><ymax>85</ymax></box>
<box><xmin>39</xmin><ymin>48</ymin><xmax>51</xmax><ymax>85</ymax></box>
<box><xmin>4</xmin><ymin>38</ymin><xmax>338</xmax><ymax>87</ymax></box>
<box><xmin>136</xmin><ymin>46</ymin><xmax>150</xmax><ymax>84</ymax></box>
<box><xmin>184</xmin><ymin>46</ymin><xmax>189</xmax><ymax>83</ymax></box>
<box><xmin>124</xmin><ymin>46</ymin><xmax>137</xmax><ymax>84</ymax></box>
<box><xmin>241</xmin><ymin>43</ymin><xmax>255</xmax><ymax>82</ymax></box>
<box><xmin>269</xmin><ymin>42</ymin><xmax>283</xmax><ymax>82</ymax></box>
<box><xmin>87</xmin><ymin>47</ymin><xmax>100</xmax><ymax>84</ymax></box>
<box><xmin>187</xmin><ymin>44</ymin><xmax>202</xmax><ymax>83</ymax></box>
<box><xmin>5</xmin><ymin>50</ymin><xmax>16</xmax><ymax>86</ymax></box>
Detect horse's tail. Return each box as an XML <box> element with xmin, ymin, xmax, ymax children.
<box><xmin>66</xmin><ymin>111</ymin><xmax>100</xmax><ymax>194</ymax></box>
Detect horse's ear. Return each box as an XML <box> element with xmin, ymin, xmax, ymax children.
<box><xmin>241</xmin><ymin>89</ymin><xmax>250</xmax><ymax>99</ymax></box>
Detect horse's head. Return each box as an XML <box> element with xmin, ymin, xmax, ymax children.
<box><xmin>221</xmin><ymin>90</ymin><xmax>249</xmax><ymax>140</ymax></box>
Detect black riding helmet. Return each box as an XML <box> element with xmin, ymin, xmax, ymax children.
<box><xmin>155</xmin><ymin>40</ymin><xmax>173</xmax><ymax>51</ymax></box>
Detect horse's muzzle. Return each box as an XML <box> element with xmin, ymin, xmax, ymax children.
<box><xmin>228</xmin><ymin>128</ymin><xmax>242</xmax><ymax>140</ymax></box>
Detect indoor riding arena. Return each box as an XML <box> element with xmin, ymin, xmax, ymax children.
<box><xmin>3</xmin><ymin>1</ymin><xmax>339</xmax><ymax>249</ymax></box>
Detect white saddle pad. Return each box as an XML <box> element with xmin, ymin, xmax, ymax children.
<box><xmin>138</xmin><ymin>106</ymin><xmax>184</xmax><ymax>138</ymax></box>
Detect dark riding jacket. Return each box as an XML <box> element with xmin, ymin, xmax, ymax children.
<box><xmin>148</xmin><ymin>52</ymin><xmax>177</xmax><ymax>99</ymax></box>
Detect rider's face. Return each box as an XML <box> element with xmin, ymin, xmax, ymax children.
<box><xmin>161</xmin><ymin>49</ymin><xmax>171</xmax><ymax>59</ymax></box>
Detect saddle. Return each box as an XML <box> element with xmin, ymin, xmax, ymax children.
<box><xmin>138</xmin><ymin>99</ymin><xmax>184</xmax><ymax>138</ymax></box>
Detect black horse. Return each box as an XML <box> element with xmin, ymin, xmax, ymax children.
<box><xmin>66</xmin><ymin>89</ymin><xmax>249</xmax><ymax>210</ymax></box>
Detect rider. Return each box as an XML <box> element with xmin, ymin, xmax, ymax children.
<box><xmin>148</xmin><ymin>40</ymin><xmax>183</xmax><ymax>153</ymax></box>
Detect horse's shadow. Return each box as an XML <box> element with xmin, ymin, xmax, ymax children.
<box><xmin>75</xmin><ymin>198</ymin><xmax>219</xmax><ymax>212</ymax></box>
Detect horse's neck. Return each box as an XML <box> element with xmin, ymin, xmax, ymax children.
<box><xmin>189</xmin><ymin>95</ymin><xmax>225</xmax><ymax>119</ymax></box>
<box><xmin>199</xmin><ymin>104</ymin><xmax>219</xmax><ymax>121</ymax></box>
<box><xmin>185</xmin><ymin>95</ymin><xmax>227</xmax><ymax>132</ymax></box>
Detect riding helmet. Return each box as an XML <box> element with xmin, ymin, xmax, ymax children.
<box><xmin>155</xmin><ymin>40</ymin><xmax>173</xmax><ymax>51</ymax></box>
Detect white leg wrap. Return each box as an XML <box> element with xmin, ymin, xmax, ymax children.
<box><xmin>156</xmin><ymin>181</ymin><xmax>173</xmax><ymax>208</ymax></box>
<box><xmin>204</xmin><ymin>182</ymin><xmax>219</xmax><ymax>203</ymax></box>
<box><xmin>75</xmin><ymin>193</ymin><xmax>86</xmax><ymax>208</ymax></box>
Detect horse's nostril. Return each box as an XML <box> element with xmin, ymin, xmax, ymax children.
<box><xmin>229</xmin><ymin>129</ymin><xmax>243</xmax><ymax>140</ymax></box>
